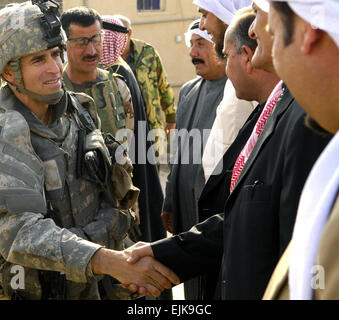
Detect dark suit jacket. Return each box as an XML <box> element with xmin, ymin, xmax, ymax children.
<box><xmin>197</xmin><ymin>103</ymin><xmax>264</xmax><ymax>222</ymax></box>
<box><xmin>193</xmin><ymin>102</ymin><xmax>264</xmax><ymax>299</ymax></box>
<box><xmin>152</xmin><ymin>85</ymin><xmax>332</xmax><ymax>300</ymax></box>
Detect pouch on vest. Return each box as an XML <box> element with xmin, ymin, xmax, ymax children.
<box><xmin>92</xmin><ymin>77</ymin><xmax>126</xmax><ymax>131</ymax></box>
<box><xmin>83</xmin><ymin>129</ymin><xmax>116</xmax><ymax>205</ymax></box>
<box><xmin>108</xmin><ymin>72</ymin><xmax>127</xmax><ymax>130</ymax></box>
<box><xmin>104</xmin><ymin>133</ymin><xmax>139</xmax><ymax>210</ymax></box>
<box><xmin>83</xmin><ymin>129</ymin><xmax>139</xmax><ymax>210</ymax></box>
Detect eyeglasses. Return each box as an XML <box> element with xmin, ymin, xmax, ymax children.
<box><xmin>67</xmin><ymin>32</ymin><xmax>103</xmax><ymax>49</ymax></box>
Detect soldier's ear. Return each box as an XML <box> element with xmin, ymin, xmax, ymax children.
<box><xmin>1</xmin><ymin>64</ymin><xmax>15</xmax><ymax>83</ymax></box>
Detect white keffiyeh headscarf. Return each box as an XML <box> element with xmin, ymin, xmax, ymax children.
<box><xmin>184</xmin><ymin>19</ymin><xmax>213</xmax><ymax>47</ymax></box>
<box><xmin>193</xmin><ymin>0</ymin><xmax>253</xmax><ymax>25</ymax></box>
<box><xmin>270</xmin><ymin>0</ymin><xmax>339</xmax><ymax>49</ymax></box>
<box><xmin>254</xmin><ymin>0</ymin><xmax>270</xmax><ymax>12</ymax></box>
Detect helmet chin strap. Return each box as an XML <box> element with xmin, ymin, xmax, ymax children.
<box><xmin>8</xmin><ymin>59</ymin><xmax>64</xmax><ymax>105</ymax></box>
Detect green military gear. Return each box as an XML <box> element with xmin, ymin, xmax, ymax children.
<box><xmin>126</xmin><ymin>38</ymin><xmax>176</xmax><ymax>131</ymax></box>
<box><xmin>68</xmin><ymin>91</ymin><xmax>101</xmax><ymax>131</ymax></box>
<box><xmin>103</xmin><ymin>133</ymin><xmax>140</xmax><ymax>210</ymax></box>
<box><xmin>83</xmin><ymin>129</ymin><xmax>140</xmax><ymax>210</ymax></box>
<box><xmin>0</xmin><ymin>1</ymin><xmax>65</xmax><ymax>104</ymax></box>
<box><xmin>68</xmin><ymin>89</ymin><xmax>139</xmax><ymax>210</ymax></box>
<box><xmin>0</xmin><ymin>85</ymin><xmax>136</xmax><ymax>299</ymax></box>
<box><xmin>84</xmin><ymin>129</ymin><xmax>112</xmax><ymax>169</ymax></box>
<box><xmin>63</xmin><ymin>69</ymin><xmax>127</xmax><ymax>139</ymax></box>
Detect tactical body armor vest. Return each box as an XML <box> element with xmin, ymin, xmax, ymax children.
<box><xmin>0</xmin><ymin>87</ymin><xmax>134</xmax><ymax>299</ymax></box>
<box><xmin>63</xmin><ymin>69</ymin><xmax>127</xmax><ymax>138</ymax></box>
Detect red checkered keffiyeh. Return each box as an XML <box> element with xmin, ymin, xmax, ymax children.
<box><xmin>229</xmin><ymin>80</ymin><xmax>283</xmax><ymax>193</ymax></box>
<box><xmin>101</xmin><ymin>16</ymin><xmax>128</xmax><ymax>68</ymax></box>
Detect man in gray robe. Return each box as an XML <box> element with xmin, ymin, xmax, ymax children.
<box><xmin>161</xmin><ymin>20</ymin><xmax>227</xmax><ymax>299</ymax></box>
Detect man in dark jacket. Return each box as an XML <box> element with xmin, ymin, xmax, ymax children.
<box><xmin>196</xmin><ymin>8</ymin><xmax>280</xmax><ymax>299</ymax></box>
<box><xmin>122</xmin><ymin>2</ymin><xmax>331</xmax><ymax>300</ymax></box>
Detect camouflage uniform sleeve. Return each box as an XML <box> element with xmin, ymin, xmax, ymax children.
<box><xmin>0</xmin><ymin>211</ymin><xmax>102</xmax><ymax>283</ymax></box>
<box><xmin>154</xmin><ymin>50</ymin><xmax>176</xmax><ymax>123</ymax></box>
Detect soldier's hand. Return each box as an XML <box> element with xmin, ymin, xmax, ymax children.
<box><xmin>91</xmin><ymin>247</ymin><xmax>179</xmax><ymax>297</ymax></box>
<box><xmin>161</xmin><ymin>211</ymin><xmax>173</xmax><ymax>233</ymax></box>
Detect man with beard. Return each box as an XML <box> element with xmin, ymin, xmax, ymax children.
<box><xmin>262</xmin><ymin>0</ymin><xmax>339</xmax><ymax>300</ymax></box>
<box><xmin>192</xmin><ymin>0</ymin><xmax>256</xmax><ymax>183</ymax></box>
<box><xmin>123</xmin><ymin>1</ymin><xmax>331</xmax><ymax>300</ymax></box>
<box><xmin>161</xmin><ymin>19</ymin><xmax>227</xmax><ymax>299</ymax></box>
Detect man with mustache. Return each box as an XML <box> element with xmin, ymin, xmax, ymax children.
<box><xmin>61</xmin><ymin>7</ymin><xmax>135</xmax><ymax>143</ymax></box>
<box><xmin>60</xmin><ymin>6</ymin><xmax>151</xmax><ymax>300</ymax></box>
<box><xmin>161</xmin><ymin>19</ymin><xmax>227</xmax><ymax>299</ymax></box>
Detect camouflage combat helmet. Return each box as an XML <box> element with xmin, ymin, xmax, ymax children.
<box><xmin>0</xmin><ymin>0</ymin><xmax>65</xmax><ymax>104</ymax></box>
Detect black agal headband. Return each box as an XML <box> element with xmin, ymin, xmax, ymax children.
<box><xmin>102</xmin><ymin>21</ymin><xmax>129</xmax><ymax>34</ymax></box>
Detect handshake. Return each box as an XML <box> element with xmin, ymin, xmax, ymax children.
<box><xmin>90</xmin><ymin>242</ymin><xmax>180</xmax><ymax>297</ymax></box>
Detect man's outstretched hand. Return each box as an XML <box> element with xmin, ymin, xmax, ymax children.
<box><xmin>91</xmin><ymin>243</ymin><xmax>180</xmax><ymax>297</ymax></box>
<box><xmin>125</xmin><ymin>241</ymin><xmax>154</xmax><ymax>263</ymax></box>
<box><xmin>121</xmin><ymin>242</ymin><xmax>180</xmax><ymax>295</ymax></box>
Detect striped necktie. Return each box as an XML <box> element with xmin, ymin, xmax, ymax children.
<box><xmin>229</xmin><ymin>81</ymin><xmax>283</xmax><ymax>193</ymax></box>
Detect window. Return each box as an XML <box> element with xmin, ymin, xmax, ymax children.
<box><xmin>137</xmin><ymin>0</ymin><xmax>161</xmax><ymax>11</ymax></box>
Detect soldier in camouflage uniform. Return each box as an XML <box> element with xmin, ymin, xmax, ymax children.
<box><xmin>0</xmin><ymin>1</ymin><xmax>178</xmax><ymax>300</ymax></box>
<box><xmin>119</xmin><ymin>15</ymin><xmax>177</xmax><ymax>158</ymax></box>
<box><xmin>61</xmin><ymin>7</ymin><xmax>134</xmax><ymax>147</ymax></box>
